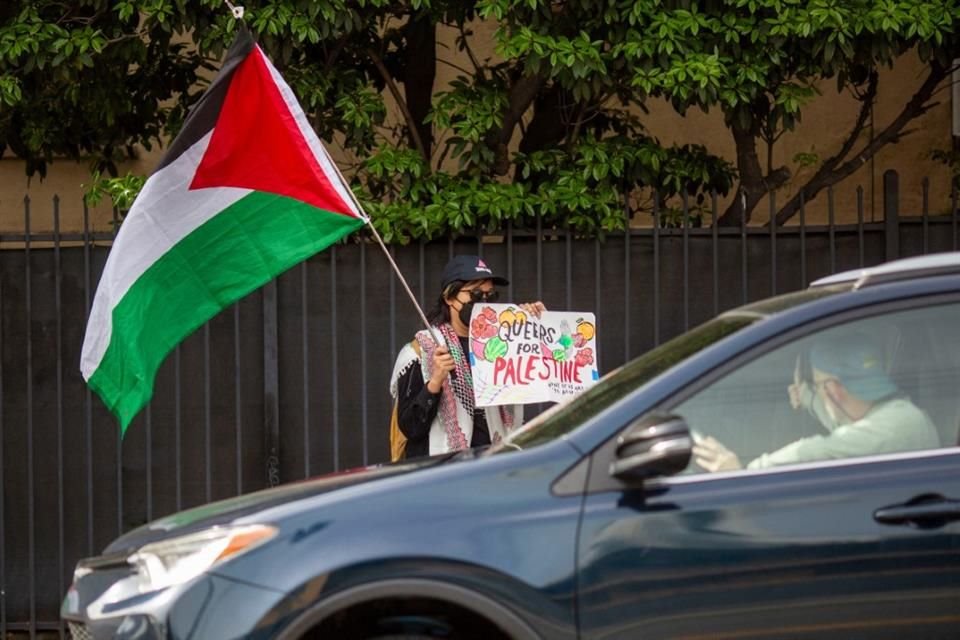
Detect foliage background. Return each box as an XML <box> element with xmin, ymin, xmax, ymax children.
<box><xmin>1</xmin><ymin>0</ymin><xmax>957</xmax><ymax>238</ymax></box>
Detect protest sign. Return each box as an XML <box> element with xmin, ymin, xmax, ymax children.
<box><xmin>468</xmin><ymin>304</ymin><xmax>599</xmax><ymax>406</ymax></box>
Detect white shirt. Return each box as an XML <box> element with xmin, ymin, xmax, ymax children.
<box><xmin>748</xmin><ymin>397</ymin><xmax>940</xmax><ymax>469</ymax></box>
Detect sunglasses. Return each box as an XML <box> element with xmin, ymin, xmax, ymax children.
<box><xmin>460</xmin><ymin>289</ymin><xmax>500</xmax><ymax>303</ymax></box>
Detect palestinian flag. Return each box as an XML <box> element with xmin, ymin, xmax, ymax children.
<box><xmin>81</xmin><ymin>29</ymin><xmax>366</xmax><ymax>432</ymax></box>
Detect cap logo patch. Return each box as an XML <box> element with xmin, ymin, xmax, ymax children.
<box><xmin>475</xmin><ymin>259</ymin><xmax>492</xmax><ymax>273</ymax></box>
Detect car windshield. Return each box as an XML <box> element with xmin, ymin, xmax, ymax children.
<box><xmin>487</xmin><ymin>284</ymin><xmax>848</xmax><ymax>454</ymax></box>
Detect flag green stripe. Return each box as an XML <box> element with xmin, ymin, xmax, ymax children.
<box><xmin>87</xmin><ymin>190</ymin><xmax>364</xmax><ymax>431</ymax></box>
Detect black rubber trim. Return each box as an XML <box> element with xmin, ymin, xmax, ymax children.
<box><xmin>274</xmin><ymin>578</ymin><xmax>544</xmax><ymax>640</ymax></box>
<box><xmin>551</xmin><ymin>455</ymin><xmax>590</xmax><ymax>497</ymax></box>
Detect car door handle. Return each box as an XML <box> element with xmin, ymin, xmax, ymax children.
<box><xmin>874</xmin><ymin>496</ymin><xmax>960</xmax><ymax>527</ymax></box>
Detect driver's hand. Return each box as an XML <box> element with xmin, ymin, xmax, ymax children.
<box><xmin>693</xmin><ymin>436</ymin><xmax>743</xmax><ymax>472</ymax></box>
<box><xmin>788</xmin><ymin>381</ymin><xmax>809</xmax><ymax>410</ymax></box>
<box><xmin>788</xmin><ymin>356</ymin><xmax>808</xmax><ymax>410</ymax></box>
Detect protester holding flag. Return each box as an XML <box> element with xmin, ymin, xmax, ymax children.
<box><xmin>389</xmin><ymin>255</ymin><xmax>546</xmax><ymax>459</ymax></box>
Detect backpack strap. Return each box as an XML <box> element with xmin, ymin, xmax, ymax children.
<box><xmin>389</xmin><ymin>339</ymin><xmax>422</xmax><ymax>462</ymax></box>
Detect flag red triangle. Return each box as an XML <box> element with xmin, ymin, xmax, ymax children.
<box><xmin>190</xmin><ymin>47</ymin><xmax>356</xmax><ymax>218</ymax></box>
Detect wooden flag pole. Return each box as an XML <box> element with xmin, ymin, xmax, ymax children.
<box><xmin>318</xmin><ymin>147</ymin><xmax>446</xmax><ymax>348</ymax></box>
<box><xmin>365</xmin><ymin>218</ymin><xmax>444</xmax><ymax>345</ymax></box>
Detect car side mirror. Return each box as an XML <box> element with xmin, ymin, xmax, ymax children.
<box><xmin>609</xmin><ymin>415</ymin><xmax>692</xmax><ymax>482</ymax></box>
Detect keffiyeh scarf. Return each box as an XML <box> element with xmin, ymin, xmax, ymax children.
<box><xmin>410</xmin><ymin>323</ymin><xmax>517</xmax><ymax>452</ymax></box>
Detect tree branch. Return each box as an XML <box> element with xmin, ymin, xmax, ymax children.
<box><xmin>564</xmin><ymin>101</ymin><xmax>587</xmax><ymax>152</ymax></box>
<box><xmin>436</xmin><ymin>57</ymin><xmax>473</xmax><ymax>76</ymax></box>
<box><xmin>323</xmin><ymin>34</ymin><xmax>351</xmax><ymax>73</ymax></box>
<box><xmin>820</xmin><ymin>70</ymin><xmax>878</xmax><ymax>176</ymax></box>
<box><xmin>366</xmin><ymin>46</ymin><xmax>430</xmax><ymax>166</ymax></box>
<box><xmin>457</xmin><ymin>22</ymin><xmax>485</xmax><ymax>80</ymax></box>
<box><xmin>772</xmin><ymin>62</ymin><xmax>946</xmax><ymax>225</ymax></box>
<box><xmin>487</xmin><ymin>70</ymin><xmax>546</xmax><ymax>175</ymax></box>
<box><xmin>102</xmin><ymin>31</ymin><xmax>149</xmax><ymax>46</ymax></box>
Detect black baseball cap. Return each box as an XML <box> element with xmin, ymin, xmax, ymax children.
<box><xmin>440</xmin><ymin>255</ymin><xmax>509</xmax><ymax>291</ymax></box>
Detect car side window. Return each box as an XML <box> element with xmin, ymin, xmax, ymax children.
<box><xmin>670</xmin><ymin>301</ymin><xmax>960</xmax><ymax>475</ymax></box>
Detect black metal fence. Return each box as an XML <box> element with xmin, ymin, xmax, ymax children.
<box><xmin>0</xmin><ymin>172</ymin><xmax>958</xmax><ymax>636</ymax></box>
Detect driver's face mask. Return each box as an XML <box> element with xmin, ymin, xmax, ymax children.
<box><xmin>810</xmin><ymin>377</ymin><xmax>855</xmax><ymax>432</ymax></box>
<box><xmin>809</xmin><ymin>390</ymin><xmax>842</xmax><ymax>432</ymax></box>
<box><xmin>797</xmin><ymin>378</ymin><xmax>843</xmax><ymax>432</ymax></box>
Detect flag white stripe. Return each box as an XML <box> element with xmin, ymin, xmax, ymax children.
<box><xmin>81</xmin><ymin>133</ymin><xmax>250</xmax><ymax>378</ymax></box>
<box><xmin>259</xmin><ymin>46</ymin><xmax>366</xmax><ymax>222</ymax></box>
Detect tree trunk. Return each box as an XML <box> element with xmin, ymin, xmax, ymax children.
<box><xmin>402</xmin><ymin>16</ymin><xmax>436</xmax><ymax>159</ymax></box>
<box><xmin>488</xmin><ymin>71</ymin><xmax>545</xmax><ymax>175</ymax></box>
<box><xmin>518</xmin><ymin>86</ymin><xmax>569</xmax><ymax>153</ymax></box>
<box><xmin>718</xmin><ymin>116</ymin><xmax>791</xmax><ymax>226</ymax></box>
<box><xmin>772</xmin><ymin>62</ymin><xmax>946</xmax><ymax>226</ymax></box>
<box><xmin>367</xmin><ymin>47</ymin><xmax>429</xmax><ymax>164</ymax></box>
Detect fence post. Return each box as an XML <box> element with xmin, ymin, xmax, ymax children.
<box><xmin>883</xmin><ymin>170</ymin><xmax>900</xmax><ymax>261</ymax></box>
<box><xmin>263</xmin><ymin>280</ymin><xmax>281</xmax><ymax>487</ymax></box>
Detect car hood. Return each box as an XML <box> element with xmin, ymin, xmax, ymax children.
<box><xmin>104</xmin><ymin>454</ymin><xmax>455</xmax><ymax>554</ymax></box>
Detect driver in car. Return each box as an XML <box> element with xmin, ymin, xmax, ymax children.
<box><xmin>693</xmin><ymin>333</ymin><xmax>940</xmax><ymax>472</ymax></box>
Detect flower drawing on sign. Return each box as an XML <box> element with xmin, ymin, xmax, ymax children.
<box><xmin>574</xmin><ymin>347</ymin><xmax>594</xmax><ymax>367</ymax></box>
<box><xmin>471</xmin><ymin>306</ymin><xmax>506</xmax><ymax>362</ymax></box>
<box><xmin>541</xmin><ymin>318</ymin><xmax>596</xmax><ymax>364</ymax></box>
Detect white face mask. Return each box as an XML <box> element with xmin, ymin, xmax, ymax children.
<box><xmin>812</xmin><ymin>377</ymin><xmax>859</xmax><ymax>432</ymax></box>
<box><xmin>809</xmin><ymin>391</ymin><xmax>842</xmax><ymax>432</ymax></box>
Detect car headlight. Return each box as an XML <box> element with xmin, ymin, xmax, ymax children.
<box><xmin>128</xmin><ymin>524</ymin><xmax>277</xmax><ymax>592</ymax></box>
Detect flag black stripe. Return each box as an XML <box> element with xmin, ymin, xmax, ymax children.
<box><xmin>155</xmin><ymin>27</ymin><xmax>256</xmax><ymax>172</ymax></box>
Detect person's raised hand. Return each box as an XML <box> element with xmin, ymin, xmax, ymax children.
<box><xmin>427</xmin><ymin>346</ymin><xmax>456</xmax><ymax>393</ymax></box>
<box><xmin>519</xmin><ymin>301</ymin><xmax>546</xmax><ymax>318</ymax></box>
<box><xmin>693</xmin><ymin>436</ymin><xmax>743</xmax><ymax>472</ymax></box>
<box><xmin>788</xmin><ymin>356</ymin><xmax>807</xmax><ymax>410</ymax></box>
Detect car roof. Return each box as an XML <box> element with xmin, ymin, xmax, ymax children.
<box><xmin>809</xmin><ymin>252</ymin><xmax>960</xmax><ymax>290</ymax></box>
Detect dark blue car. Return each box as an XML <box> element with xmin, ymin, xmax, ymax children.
<box><xmin>62</xmin><ymin>253</ymin><xmax>960</xmax><ymax>639</ymax></box>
